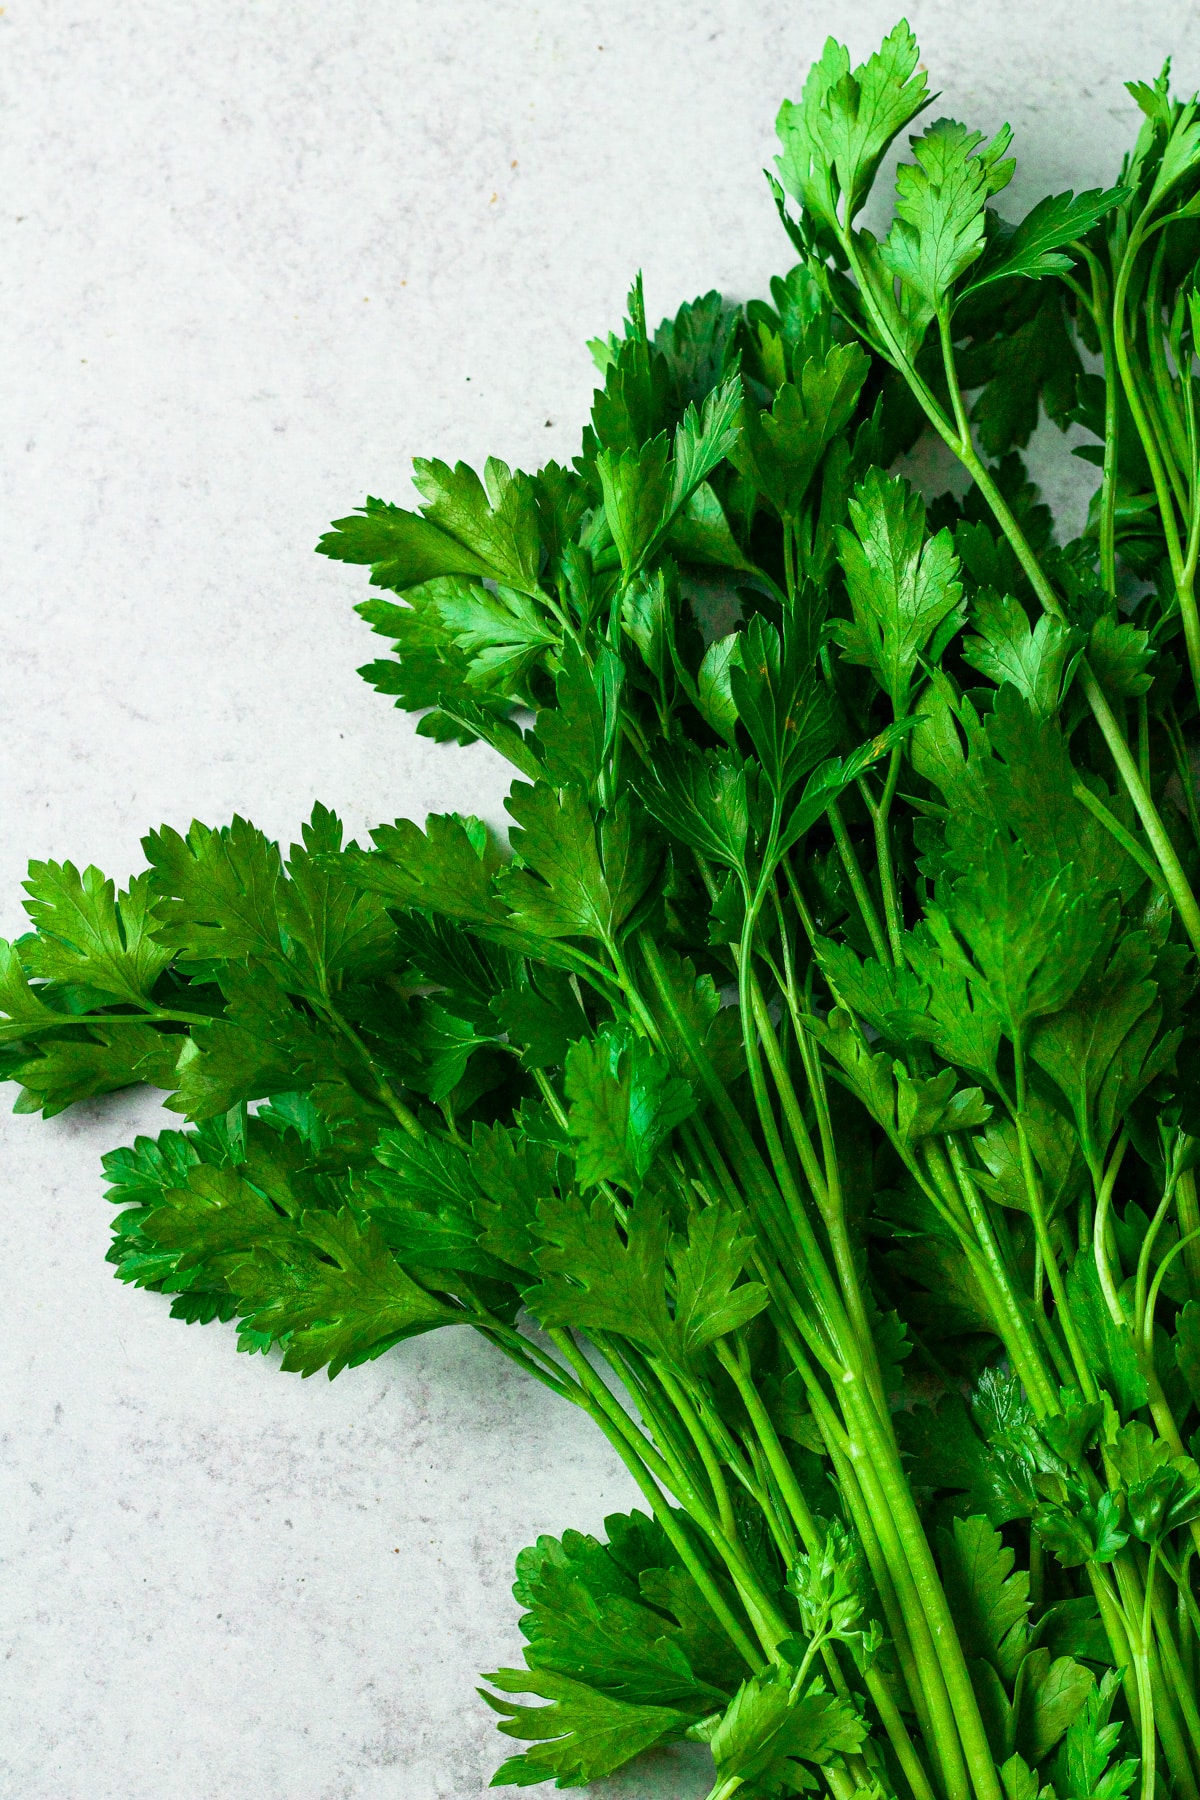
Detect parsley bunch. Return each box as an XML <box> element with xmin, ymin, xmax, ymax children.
<box><xmin>11</xmin><ymin>21</ymin><xmax>1200</xmax><ymax>1800</ymax></box>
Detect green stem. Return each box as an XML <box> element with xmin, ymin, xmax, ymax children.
<box><xmin>548</xmin><ymin>1329</ymin><xmax>767</xmax><ymax>1672</ymax></box>
<box><xmin>1077</xmin><ymin>245</ymin><xmax>1120</xmax><ymax>595</ymax></box>
<box><xmin>1150</xmin><ymin>1562</ymin><xmax>1200</xmax><ymax>1796</ymax></box>
<box><xmin>1013</xmin><ymin>1038</ymin><xmax>1099</xmax><ymax>1402</ymax></box>
<box><xmin>859</xmin><ymin>744</ymin><xmax>905</xmax><ymax>964</ymax></box>
<box><xmin>1090</xmin><ymin>1563</ymin><xmax>1145</xmax><ymax>1742</ymax></box>
<box><xmin>1165</xmin><ymin>706</ymin><xmax>1200</xmax><ymax>860</ymax></box>
<box><xmin>939</xmin><ymin>1138</ymin><xmax>1061</xmax><ymax>1418</ymax></box>
<box><xmin>846</xmin><ymin>225</ymin><xmax>1200</xmax><ymax>954</ymax></box>
<box><xmin>828</xmin><ymin>797</ymin><xmax>891</xmax><ymax>965</ymax></box>
<box><xmin>1112</xmin><ymin>219</ymin><xmax>1200</xmax><ymax>710</ymax></box>
<box><xmin>65</xmin><ymin>1004</ymin><xmax>214</xmax><ymax>1029</ymax></box>
<box><xmin>715</xmin><ymin>1341</ymin><xmax>818</xmax><ymax>1547</ymax></box>
<box><xmin>1094</xmin><ymin>1130</ymin><xmax>1130</xmax><ymax>1327</ymax></box>
<box><xmin>1144</xmin><ymin>234</ymin><xmax>1190</xmax><ymax>504</ymax></box>
<box><xmin>1111</xmin><ymin>1552</ymin><xmax>1157</xmax><ymax>1800</ymax></box>
<box><xmin>841</xmin><ymin>1402</ymin><xmax>977</xmax><ymax>1800</ymax></box>
<box><xmin>320</xmin><ymin>997</ymin><xmax>423</xmax><ymax>1137</ymax></box>
<box><xmin>1134</xmin><ymin>1166</ymin><xmax>1180</xmax><ymax>1347</ymax></box>
<box><xmin>1071</xmin><ymin>781</ymin><xmax>1169</xmax><ymax>897</ymax></box>
<box><xmin>714</xmin><ymin>1334</ymin><xmax>937</xmax><ymax>1800</ymax></box>
<box><xmin>653</xmin><ymin>1358</ymin><xmax>739</xmax><ymax>1543</ymax></box>
<box><xmin>841</xmin><ymin>1377</ymin><xmax>1003</xmax><ymax>1800</ymax></box>
<box><xmin>821</xmin><ymin>1414</ymin><xmax>946</xmax><ymax>1788</ymax></box>
<box><xmin>1178</xmin><ymin>1165</ymin><xmax>1200</xmax><ymax>1299</ymax></box>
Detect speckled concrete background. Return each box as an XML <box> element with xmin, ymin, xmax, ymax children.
<box><xmin>2</xmin><ymin>3</ymin><xmax>1197</xmax><ymax>1795</ymax></box>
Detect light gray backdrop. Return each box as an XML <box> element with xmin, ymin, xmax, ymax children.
<box><xmin>2</xmin><ymin>3</ymin><xmax>1196</xmax><ymax>1796</ymax></box>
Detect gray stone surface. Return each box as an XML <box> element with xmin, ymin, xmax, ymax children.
<box><xmin>2</xmin><ymin>3</ymin><xmax>1197</xmax><ymax>1794</ymax></box>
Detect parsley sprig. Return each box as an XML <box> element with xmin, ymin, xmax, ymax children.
<box><xmin>10</xmin><ymin>20</ymin><xmax>1200</xmax><ymax>1800</ymax></box>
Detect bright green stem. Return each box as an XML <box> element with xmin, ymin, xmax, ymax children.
<box><xmin>1012</xmin><ymin>1046</ymin><xmax>1099</xmax><ymax>1403</ymax></box>
<box><xmin>800</xmin><ymin>1335</ymin><xmax>974</xmax><ymax>1800</ymax></box>
<box><xmin>1094</xmin><ymin>1131</ymin><xmax>1130</xmax><ymax>1331</ymax></box>
<box><xmin>1078</xmin><ymin>665</ymin><xmax>1200</xmax><ymax>957</ymax></box>
<box><xmin>867</xmin><ymin>1666</ymin><xmax>941</xmax><ymax>1800</ymax></box>
<box><xmin>750</xmin><ymin>985</ymin><xmax>887</xmax><ymax>1410</ymax></box>
<box><xmin>1165</xmin><ymin>706</ymin><xmax>1200</xmax><ymax>860</ymax></box>
<box><xmin>843</xmin><ymin>1376</ymin><xmax>1003</xmax><ymax>1800</ymax></box>
<box><xmin>749</xmin><ymin>983</ymin><xmax>830</xmax><ymax>1211</ymax></box>
<box><xmin>850</xmin><ymin>233</ymin><xmax>1200</xmax><ymax>955</ymax></box>
<box><xmin>1178</xmin><ymin>1167</ymin><xmax>1200</xmax><ymax>1299</ymax></box>
<box><xmin>1111</xmin><ymin>222</ymin><xmax>1200</xmax><ymax>710</ymax></box>
<box><xmin>715</xmin><ymin>1343</ymin><xmax>818</xmax><ymax>1546</ymax></box>
<box><xmin>965</xmin><ymin>425</ymin><xmax>1200</xmax><ymax>956</ymax></box>
<box><xmin>937</xmin><ymin>1139</ymin><xmax>1061</xmax><ymax>1418</ymax></box>
<box><xmin>320</xmin><ymin>998</ymin><xmax>424</xmax><ymax>1137</ymax></box>
<box><xmin>1135</xmin><ymin>1176</ymin><xmax>1178</xmax><ymax>1347</ymax></box>
<box><xmin>1112</xmin><ymin>1554</ymin><xmax>1158</xmax><ymax>1800</ymax></box>
<box><xmin>654</xmin><ymin>1358</ymin><xmax>739</xmax><ymax>1543</ymax></box>
<box><xmin>1071</xmin><ymin>780</ymin><xmax>1169</xmax><ymax>897</ymax></box>
<box><xmin>1078</xmin><ymin>245</ymin><xmax>1120</xmax><ymax>595</ymax></box>
<box><xmin>822</xmin><ymin>1416</ymin><xmax>946</xmax><ymax>1790</ymax></box>
<box><xmin>1151</xmin><ymin>1570</ymin><xmax>1200</xmax><ymax>1797</ymax></box>
<box><xmin>1090</xmin><ymin>1565</ymin><xmax>1146</xmax><ymax>1742</ymax></box>
<box><xmin>603</xmin><ymin>1339</ymin><xmax>798</xmax><ymax>1653</ymax></box>
<box><xmin>726</xmin><ymin>902</ymin><xmax>862</xmax><ymax>1368</ymax></box>
<box><xmin>828</xmin><ymin>796</ymin><xmax>891</xmax><ymax>964</ymax></box>
<box><xmin>861</xmin><ymin>744</ymin><xmax>905</xmax><ymax>964</ymax></box>
<box><xmin>638</xmin><ymin>927</ymin><xmax>828</xmax><ymax>1304</ymax></box>
<box><xmin>549</xmin><ymin>1329</ymin><xmax>767</xmax><ymax>1672</ymax></box>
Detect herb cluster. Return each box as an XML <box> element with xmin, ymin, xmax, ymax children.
<box><xmin>10</xmin><ymin>21</ymin><xmax>1200</xmax><ymax>1800</ymax></box>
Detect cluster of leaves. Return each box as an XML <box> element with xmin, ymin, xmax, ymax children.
<box><xmin>14</xmin><ymin>19</ymin><xmax>1200</xmax><ymax>1800</ymax></box>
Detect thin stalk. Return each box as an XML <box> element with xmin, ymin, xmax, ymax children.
<box><xmin>858</xmin><ymin>743</ymin><xmax>905</xmax><ymax>964</ymax></box>
<box><xmin>821</xmin><ymin>1419</ymin><xmax>946</xmax><ymax>1791</ymax></box>
<box><xmin>938</xmin><ymin>1138</ymin><xmax>1061</xmax><ymax>1417</ymax></box>
<box><xmin>827</xmin><ymin>799</ymin><xmax>891</xmax><ymax>964</ymax></box>
<box><xmin>1071</xmin><ymin>780</ymin><xmax>1170</xmax><ymax>897</ymax></box>
<box><xmin>1077</xmin><ymin>244</ymin><xmax>1120</xmax><ymax>594</ymax></box>
<box><xmin>1012</xmin><ymin>1038</ymin><xmax>1099</xmax><ymax>1401</ymax></box>
<box><xmin>638</xmin><ymin>926</ymin><xmax>815</xmax><ymax>1268</ymax></box>
<box><xmin>1135</xmin><ymin>1168</ymin><xmax>1181</xmax><ymax>1346</ymax></box>
<box><xmin>749</xmin><ymin>980</ymin><xmax>888</xmax><ymax>1409</ymax></box>
<box><xmin>923</xmin><ymin>1139</ymin><xmax>1064</xmax><ymax>1406</ymax></box>
<box><xmin>844</xmin><ymin>223</ymin><xmax>1200</xmax><ymax>952</ymax></box>
<box><xmin>54</xmin><ymin>1004</ymin><xmax>214</xmax><ymax>1029</ymax></box>
<box><xmin>1150</xmin><ymin>1565</ymin><xmax>1200</xmax><ymax>1796</ymax></box>
<box><xmin>867</xmin><ymin>1668</ymin><xmax>941</xmax><ymax>1800</ymax></box>
<box><xmin>841</xmin><ymin>1375</ymin><xmax>1003</xmax><ymax>1800</ymax></box>
<box><xmin>466</xmin><ymin>1316</ymin><xmax>586</xmax><ymax>1404</ymax></box>
<box><xmin>548</xmin><ymin>1328</ymin><xmax>768</xmax><ymax>1670</ymax></box>
<box><xmin>749</xmin><ymin>982</ymin><xmax>830</xmax><ymax>1211</ymax></box>
<box><xmin>838</xmin><ymin>1395</ymin><xmax>977</xmax><ymax>1800</ymax></box>
<box><xmin>1178</xmin><ymin>1165</ymin><xmax>1200</xmax><ymax>1299</ymax></box>
<box><xmin>1112</xmin><ymin>218</ymin><xmax>1200</xmax><ymax>707</ymax></box>
<box><xmin>320</xmin><ymin>997</ymin><xmax>424</xmax><ymax>1137</ymax></box>
<box><xmin>715</xmin><ymin>1341</ymin><xmax>819</xmax><ymax>1547</ymax></box>
<box><xmin>653</xmin><ymin>1358</ymin><xmax>740</xmax><ymax>1543</ymax></box>
<box><xmin>1091</xmin><ymin>1563</ymin><xmax>1146</xmax><ymax>1742</ymax></box>
<box><xmin>547</xmin><ymin>1329</ymin><xmax>693</xmax><ymax>1505</ymax></box>
<box><xmin>1094</xmin><ymin>1130</ymin><xmax>1131</xmax><ymax>1326</ymax></box>
<box><xmin>1144</xmin><ymin>234</ymin><xmax>1191</xmax><ymax>504</ymax></box>
<box><xmin>600</xmin><ymin>1338</ymin><xmax>797</xmax><ymax>1652</ymax></box>
<box><xmin>1111</xmin><ymin>1552</ymin><xmax>1158</xmax><ymax>1800</ymax></box>
<box><xmin>1165</xmin><ymin>705</ymin><xmax>1200</xmax><ymax>860</ymax></box>
<box><xmin>779</xmin><ymin>1276</ymin><xmax>966</xmax><ymax>1791</ymax></box>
